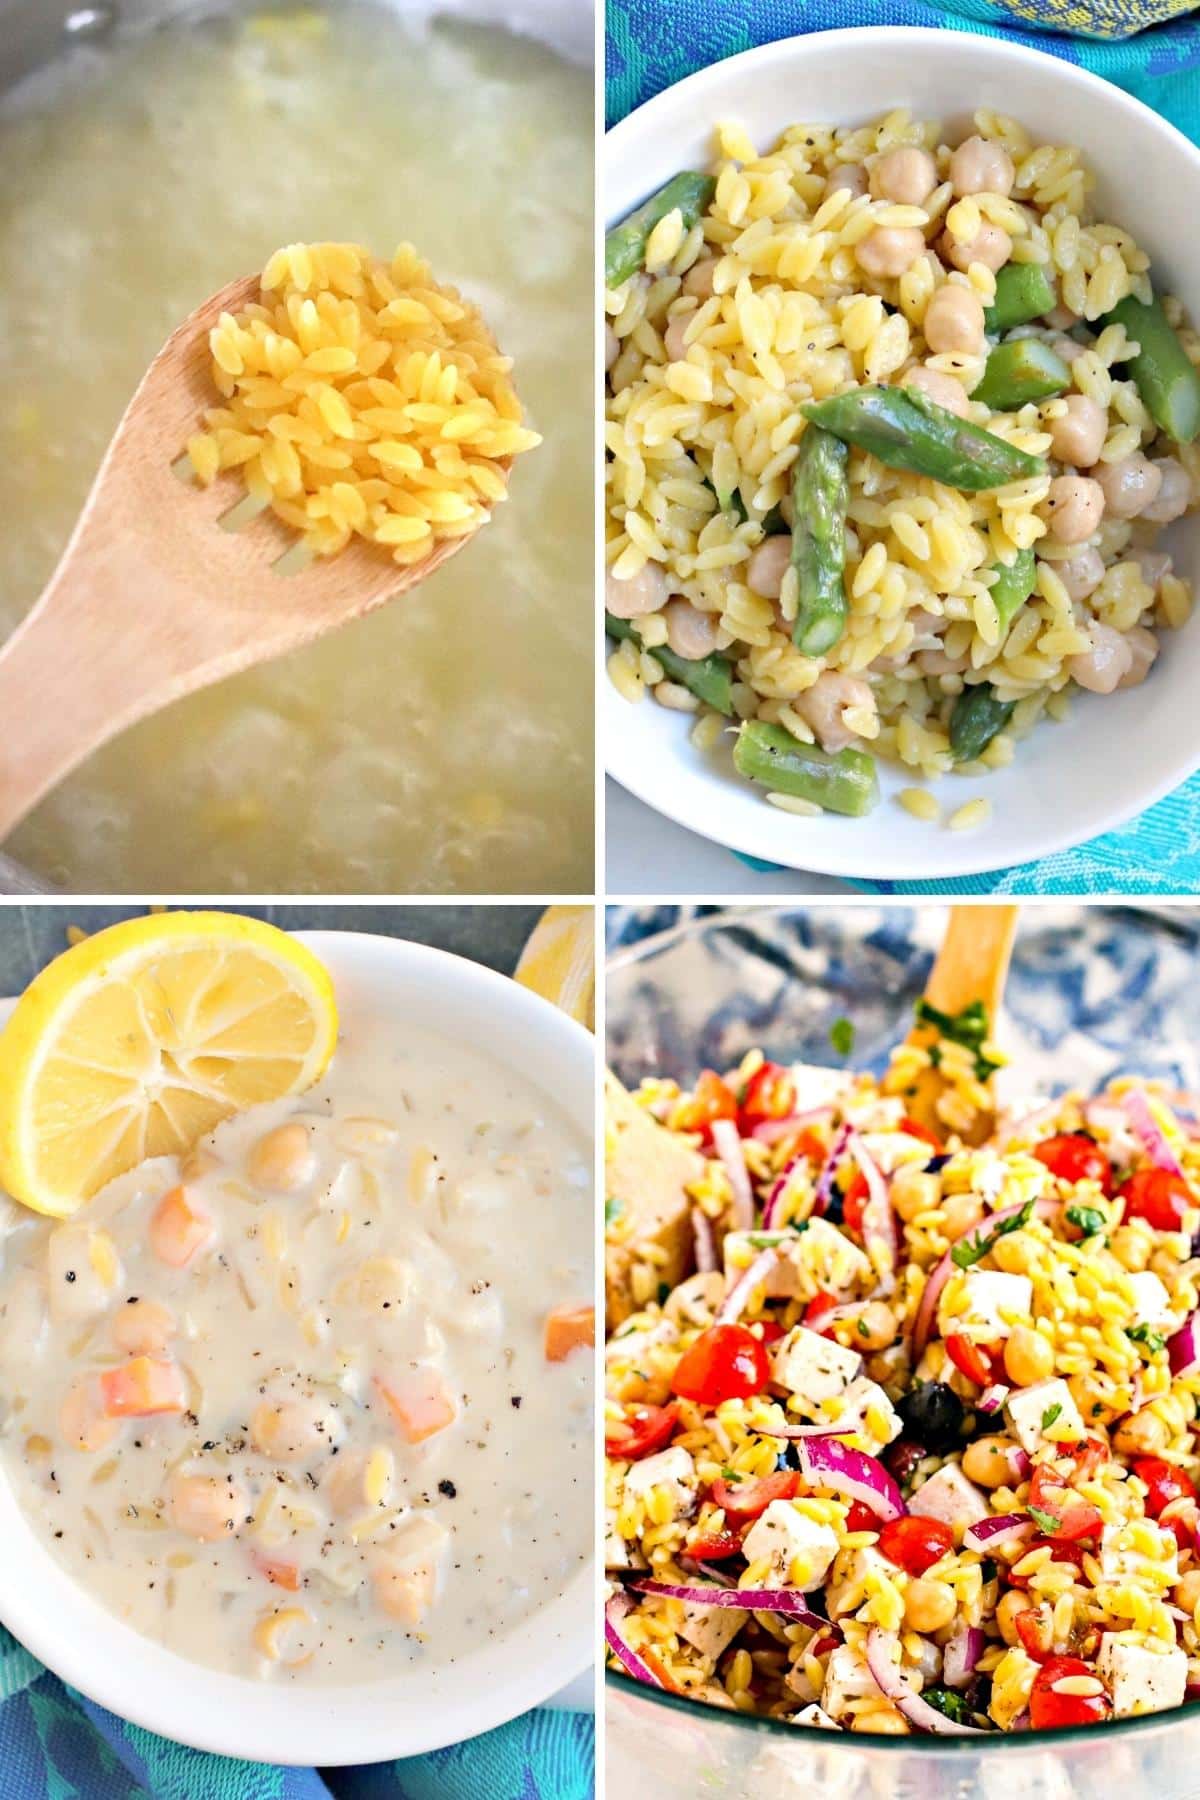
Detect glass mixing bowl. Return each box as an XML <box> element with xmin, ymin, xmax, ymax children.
<box><xmin>606</xmin><ymin>902</ymin><xmax>1200</xmax><ymax>1799</ymax></box>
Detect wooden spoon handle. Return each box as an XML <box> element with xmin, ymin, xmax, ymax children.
<box><xmin>921</xmin><ymin>903</ymin><xmax>1020</xmax><ymax>1022</ymax></box>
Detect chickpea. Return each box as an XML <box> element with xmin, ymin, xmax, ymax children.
<box><xmin>605</xmin><ymin>560</ymin><xmax>669</xmax><ymax>621</ymax></box>
<box><xmin>1004</xmin><ymin>1325</ymin><xmax>1054</xmax><ymax>1387</ymax></box>
<box><xmin>855</xmin><ymin>226</ymin><xmax>926</xmax><ymax>280</ymax></box>
<box><xmin>113</xmin><ymin>1298</ymin><xmax>176</xmax><ymax>1357</ymax></box>
<box><xmin>997</xmin><ymin>1588</ymin><xmax>1030</xmax><ymax>1646</ymax></box>
<box><xmin>1089</xmin><ymin>453</ymin><xmax>1163</xmax><ymax>521</ymax></box>
<box><xmin>1069</xmin><ymin>1372</ymin><xmax>1119</xmax><ymax>1427</ymax></box>
<box><xmin>746</xmin><ymin>535</ymin><xmax>792</xmax><ymax>599</ymax></box>
<box><xmin>169</xmin><ymin>1471</ymin><xmax>248</xmax><ymax>1540</ymax></box>
<box><xmin>247</xmin><ymin>1121</ymin><xmax>314</xmax><ymax>1193</ymax></box>
<box><xmin>962</xmin><ymin>1435</ymin><xmax>1020</xmax><ymax>1489</ymax></box>
<box><xmin>604</xmin><ymin>324</ymin><xmax>619</xmax><ymax>373</ymax></box>
<box><xmin>251</xmin><ymin>1394</ymin><xmax>345</xmax><ymax>1462</ymax></box>
<box><xmin>1174</xmin><ymin>1569</ymin><xmax>1200</xmax><ymax>1617</ymax></box>
<box><xmin>901</xmin><ymin>363</ymin><xmax>970</xmax><ymax>419</ymax></box>
<box><xmin>904</xmin><ymin>1577</ymin><xmax>957</xmax><ymax>1633</ymax></box>
<box><xmin>662</xmin><ymin>314</ymin><xmax>692</xmax><ymax>363</ymax></box>
<box><xmin>940</xmin><ymin>1192</ymin><xmax>985</xmax><ymax>1242</ymax></box>
<box><xmin>949</xmin><ymin>135</ymin><xmax>1015</xmax><ymax>199</ymax></box>
<box><xmin>1130</xmin><ymin>547</ymin><xmax>1172</xmax><ymax>596</ymax></box>
<box><xmin>923</xmin><ymin>284</ymin><xmax>986</xmax><ymax>357</ymax></box>
<box><xmin>1055</xmin><ymin>545</ymin><xmax>1106</xmax><ymax>605</ymax></box>
<box><xmin>870</xmin><ymin>146</ymin><xmax>938</xmax><ymax>207</ymax></box>
<box><xmin>1118</xmin><ymin>624</ymin><xmax>1158</xmax><ymax>691</ymax></box>
<box><xmin>59</xmin><ymin>1378</ymin><xmax>120</xmax><ymax>1453</ymax></box>
<box><xmin>852</xmin><ymin>1707</ymin><xmax>909</xmax><ymax>1735</ymax></box>
<box><xmin>1068</xmin><ymin>621</ymin><xmax>1133</xmax><ymax>695</ymax></box>
<box><xmin>682</xmin><ymin>257</ymin><xmax>717</xmax><ymax>299</ymax></box>
<box><xmin>1049</xmin><ymin>395</ymin><xmax>1107</xmax><ymax>468</ymax></box>
<box><xmin>1039</xmin><ymin>474</ymin><xmax>1105</xmax><ymax>545</ymax></box>
<box><xmin>824</xmin><ymin>162</ymin><xmax>868</xmax><ymax>201</ymax></box>
<box><xmin>1141</xmin><ymin>457</ymin><xmax>1191</xmax><ymax>525</ymax></box>
<box><xmin>941</xmin><ymin>223</ymin><xmax>1011</xmax><ymax>275</ymax></box>
<box><xmin>1112</xmin><ymin>1409</ymin><xmax>1170</xmax><ymax>1458</ymax></box>
<box><xmin>842</xmin><ymin>1300</ymin><xmax>897</xmax><ymax>1352</ymax></box>
<box><xmin>892</xmin><ymin>1169</ymin><xmax>941</xmax><ymax>1222</ymax></box>
<box><xmin>663</xmin><ymin>598</ymin><xmax>720</xmax><ymax>661</ymax></box>
<box><xmin>991</xmin><ymin>1231</ymin><xmax>1036</xmax><ymax>1275</ymax></box>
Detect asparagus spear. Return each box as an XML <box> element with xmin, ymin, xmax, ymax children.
<box><xmin>733</xmin><ymin>720</ymin><xmax>879</xmax><ymax>815</ymax></box>
<box><xmin>1103</xmin><ymin>293</ymin><xmax>1200</xmax><ymax>444</ymax></box>
<box><xmin>604</xmin><ymin>173</ymin><xmax>716</xmax><ymax>288</ymax></box>
<box><xmin>983</xmin><ymin>264</ymin><xmax>1057</xmax><ymax>334</ymax></box>
<box><xmin>949</xmin><ymin>685</ymin><xmax>1016</xmax><ymax>762</ymax></box>
<box><xmin>972</xmin><ymin>339</ymin><xmax>1071</xmax><ymax>412</ymax></box>
<box><xmin>605</xmin><ymin>612</ymin><xmax>733</xmax><ymax>716</ymax></box>
<box><xmin>802</xmin><ymin>386</ymin><xmax>1046</xmax><ymax>491</ymax></box>
<box><xmin>790</xmin><ymin>426</ymin><xmax>849</xmax><ymax>657</ymax></box>
<box><xmin>989</xmin><ymin>546</ymin><xmax>1037</xmax><ymax>638</ymax></box>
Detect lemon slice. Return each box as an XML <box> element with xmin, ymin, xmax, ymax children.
<box><xmin>0</xmin><ymin>911</ymin><xmax>338</xmax><ymax>1218</ymax></box>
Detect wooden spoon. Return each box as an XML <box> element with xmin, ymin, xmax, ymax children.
<box><xmin>0</xmin><ymin>273</ymin><xmax>508</xmax><ymax>843</ymax></box>
<box><xmin>903</xmin><ymin>903</ymin><xmax>1019</xmax><ymax>1145</ymax></box>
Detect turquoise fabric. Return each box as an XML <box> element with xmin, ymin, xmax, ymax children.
<box><xmin>0</xmin><ymin>1622</ymin><xmax>593</xmax><ymax>1800</ymax></box>
<box><xmin>607</xmin><ymin>0</ymin><xmax>1200</xmax><ymax>892</ymax></box>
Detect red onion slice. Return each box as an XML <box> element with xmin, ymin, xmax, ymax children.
<box><xmin>605</xmin><ymin>1594</ymin><xmax>664</xmax><ymax>1689</ymax></box>
<box><xmin>711</xmin><ymin>1118</ymin><xmax>755</xmax><ymax>1229</ymax></box>
<box><xmin>813</xmin><ymin>1121</ymin><xmax>852</xmax><ymax>1219</ymax></box>
<box><xmin>910</xmin><ymin>1201</ymin><xmax>1030</xmax><ymax>1362</ymax></box>
<box><xmin>716</xmin><ymin>1244</ymin><xmax>783</xmax><ymax>1325</ymax></box>
<box><xmin>849</xmin><ymin>1135</ymin><xmax>899</xmax><ymax>1279</ymax></box>
<box><xmin>943</xmin><ymin>1623</ymin><xmax>985</xmax><ymax>1689</ymax></box>
<box><xmin>962</xmin><ymin>1512</ymin><xmax>1036</xmax><ymax>1556</ymax></box>
<box><xmin>630</xmin><ymin>1577</ymin><xmax>827</xmax><ymax>1627</ymax></box>
<box><xmin>865</xmin><ymin>1627</ymin><xmax>989</xmax><ymax>1735</ymax></box>
<box><xmin>752</xmin><ymin>1108</ymin><xmax>834</xmax><ymax>1146</ymax></box>
<box><xmin>1168</xmin><ymin>1310</ymin><xmax>1200</xmax><ymax>1378</ymax></box>
<box><xmin>977</xmin><ymin>1383</ymin><xmax>1010</xmax><ymax>1414</ymax></box>
<box><xmin>1122</xmin><ymin>1089</ymin><xmax>1185</xmax><ymax>1178</ymax></box>
<box><xmin>692</xmin><ymin>1206</ymin><xmax>716</xmax><ymax>1275</ymax></box>
<box><xmin>796</xmin><ymin>1435</ymin><xmax>906</xmax><ymax>1522</ymax></box>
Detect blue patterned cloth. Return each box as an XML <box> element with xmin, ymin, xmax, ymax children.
<box><xmin>608</xmin><ymin>0</ymin><xmax>1200</xmax><ymax>892</ymax></box>
<box><xmin>0</xmin><ymin>1623</ymin><xmax>593</xmax><ymax>1800</ymax></box>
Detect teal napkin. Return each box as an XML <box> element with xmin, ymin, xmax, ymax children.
<box><xmin>607</xmin><ymin>0</ymin><xmax>1200</xmax><ymax>892</ymax></box>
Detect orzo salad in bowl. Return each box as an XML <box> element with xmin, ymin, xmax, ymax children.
<box><xmin>604</xmin><ymin>909</ymin><xmax>1200</xmax><ymax>1743</ymax></box>
<box><xmin>603</xmin><ymin>30</ymin><xmax>1200</xmax><ymax>878</ymax></box>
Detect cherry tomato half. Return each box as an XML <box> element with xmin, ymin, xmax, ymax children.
<box><xmin>710</xmin><ymin>1470</ymin><xmax>798</xmax><ymax>1526</ymax></box>
<box><xmin>739</xmin><ymin>1062</ymin><xmax>797</xmax><ymax>1128</ymax></box>
<box><xmin>684</xmin><ymin>1530</ymin><xmax>743</xmax><ymax>1561</ymax></box>
<box><xmin>1118</xmin><ymin>1167</ymin><xmax>1195</xmax><ymax>1233</ymax></box>
<box><xmin>1132</xmin><ymin>1455</ymin><xmax>1197</xmax><ymax>1540</ymax></box>
<box><xmin>1027</xmin><ymin>1466</ymin><xmax>1103</xmax><ymax>1542</ymax></box>
<box><xmin>844</xmin><ymin>1500</ymin><xmax>882</xmax><ymax>1534</ymax></box>
<box><xmin>1033</xmin><ymin>1133</ymin><xmax>1113</xmax><ymax>1196</ymax></box>
<box><xmin>803</xmin><ymin>1291</ymin><xmax>840</xmax><ymax>1336</ymax></box>
<box><xmin>605</xmin><ymin>1403</ymin><xmax>679</xmax><ymax>1462</ymax></box>
<box><xmin>672</xmin><ymin>1324</ymin><xmax>770</xmax><ymax>1406</ymax></box>
<box><xmin>944</xmin><ymin>1333</ymin><xmax>1002</xmax><ymax>1389</ymax></box>
<box><xmin>900</xmin><ymin>1116</ymin><xmax>944</xmax><ymax>1152</ymax></box>
<box><xmin>675</xmin><ymin>1070</ymin><xmax>738</xmax><ymax>1146</ymax></box>
<box><xmin>877</xmin><ymin>1514</ymin><xmax>954</xmax><ymax>1576</ymax></box>
<box><xmin>1009</xmin><ymin>1537</ymin><xmax>1088</xmax><ymax>1590</ymax></box>
<box><xmin>842</xmin><ymin>1170</ymin><xmax>870</xmax><ymax>1235</ymax></box>
<box><xmin>1029</xmin><ymin>1656</ymin><xmax>1110</xmax><ymax>1731</ymax></box>
<box><xmin>1014</xmin><ymin>1605</ymin><xmax>1054</xmax><ymax>1664</ymax></box>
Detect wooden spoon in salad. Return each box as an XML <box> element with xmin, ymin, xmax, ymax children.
<box><xmin>903</xmin><ymin>904</ymin><xmax>1019</xmax><ymax>1147</ymax></box>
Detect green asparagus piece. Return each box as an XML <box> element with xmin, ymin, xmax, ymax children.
<box><xmin>605</xmin><ymin>611</ymin><xmax>733</xmax><ymax>716</ymax></box>
<box><xmin>802</xmin><ymin>386</ymin><xmax>1046</xmax><ymax>491</ymax></box>
<box><xmin>949</xmin><ymin>685</ymin><xmax>1016</xmax><ymax>762</ymax></box>
<box><xmin>989</xmin><ymin>546</ymin><xmax>1037</xmax><ymax>637</ymax></box>
<box><xmin>733</xmin><ymin>720</ymin><xmax>879</xmax><ymax>816</ymax></box>
<box><xmin>1104</xmin><ymin>293</ymin><xmax>1200</xmax><ymax>444</ymax></box>
<box><xmin>790</xmin><ymin>426</ymin><xmax>849</xmax><ymax>656</ymax></box>
<box><xmin>972</xmin><ymin>339</ymin><xmax>1071</xmax><ymax>412</ymax></box>
<box><xmin>983</xmin><ymin>264</ymin><xmax>1057</xmax><ymax>334</ymax></box>
<box><xmin>605</xmin><ymin>173</ymin><xmax>716</xmax><ymax>288</ymax></box>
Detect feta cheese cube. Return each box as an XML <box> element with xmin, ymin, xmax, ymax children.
<box><xmin>909</xmin><ymin>1462</ymin><xmax>989</xmax><ymax>1534</ymax></box>
<box><xmin>825</xmin><ymin>1376</ymin><xmax>902</xmax><ymax>1447</ymax></box>
<box><xmin>1004</xmin><ymin>1379</ymin><xmax>1085</xmax><ymax>1455</ymax></box>
<box><xmin>1099</xmin><ymin>1519</ymin><xmax>1179</xmax><ymax>1587</ymax></box>
<box><xmin>604</xmin><ymin>1512</ymin><xmax>639</xmax><ymax>1570</ymax></box>
<box><xmin>792</xmin><ymin>1702</ymin><xmax>840</xmax><ymax>1731</ymax></box>
<box><xmin>723</xmin><ymin>1219</ymin><xmax>872</xmax><ymax>1303</ymax></box>
<box><xmin>676</xmin><ymin>1596</ymin><xmax>748</xmax><ymax>1659</ymax></box>
<box><xmin>1097</xmin><ymin>1637</ymin><xmax>1187</xmax><ymax>1718</ymax></box>
<box><xmin>790</xmin><ymin>1064</ymin><xmax>853</xmax><ymax>1111</ymax></box>
<box><xmin>821</xmin><ymin>1644</ymin><xmax>882</xmax><ymax>1720</ymax></box>
<box><xmin>605</xmin><ymin>1315</ymin><xmax>678</xmax><ymax>1364</ymax></box>
<box><xmin>742</xmin><ymin>1499</ymin><xmax>839</xmax><ymax>1592</ymax></box>
<box><xmin>770</xmin><ymin>1327</ymin><xmax>862</xmax><ymax>1403</ymax></box>
<box><xmin>1127</xmin><ymin>1272</ymin><xmax>1173</xmax><ymax>1330</ymax></box>
<box><xmin>622</xmin><ymin>1445</ymin><xmax>697</xmax><ymax>1517</ymax></box>
<box><xmin>942</xmin><ymin>1270</ymin><xmax>1033</xmax><ymax>1341</ymax></box>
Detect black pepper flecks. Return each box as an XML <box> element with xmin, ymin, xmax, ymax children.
<box><xmin>437</xmin><ymin>1479</ymin><xmax>457</xmax><ymax>1499</ymax></box>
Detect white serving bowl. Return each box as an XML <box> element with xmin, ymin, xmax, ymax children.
<box><xmin>605</xmin><ymin>27</ymin><xmax>1200</xmax><ymax>880</ymax></box>
<box><xmin>0</xmin><ymin>929</ymin><xmax>594</xmax><ymax>1764</ymax></box>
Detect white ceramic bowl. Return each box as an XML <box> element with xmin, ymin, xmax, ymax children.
<box><xmin>605</xmin><ymin>28</ymin><xmax>1200</xmax><ymax>880</ymax></box>
<box><xmin>0</xmin><ymin>930</ymin><xmax>595</xmax><ymax>1764</ymax></box>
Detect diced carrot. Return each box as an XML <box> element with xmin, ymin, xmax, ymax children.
<box><xmin>544</xmin><ymin>1302</ymin><xmax>594</xmax><ymax>1362</ymax></box>
<box><xmin>254</xmin><ymin>1553</ymin><xmax>301</xmax><ymax>1592</ymax></box>
<box><xmin>149</xmin><ymin>1185</ymin><xmax>213</xmax><ymax>1267</ymax></box>
<box><xmin>99</xmin><ymin>1355</ymin><xmax>187</xmax><ymax>1418</ymax></box>
<box><xmin>374</xmin><ymin>1370</ymin><xmax>456</xmax><ymax>1444</ymax></box>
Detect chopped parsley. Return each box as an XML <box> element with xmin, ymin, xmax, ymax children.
<box><xmin>1041</xmin><ymin>1403</ymin><xmax>1062</xmax><ymax>1430</ymax></box>
<box><xmin>830</xmin><ymin>1017</ymin><xmax>856</xmax><ymax>1056</ymax></box>
<box><xmin>951</xmin><ymin>1198</ymin><xmax>1035</xmax><ymax>1271</ymax></box>
<box><xmin>719</xmin><ymin>1467</ymin><xmax>744</xmax><ymax>1484</ymax></box>
<box><xmin>914</xmin><ymin>997</ymin><xmax>1001</xmax><ymax>1082</ymax></box>
<box><xmin>605</xmin><ymin>1195</ymin><xmax>624</xmax><ymax>1227</ymax></box>
<box><xmin>1027</xmin><ymin>1504</ymin><xmax>1061</xmax><ymax>1535</ymax></box>
<box><xmin>1066</xmin><ymin>1204</ymin><xmax>1106</xmax><ymax>1237</ymax></box>
<box><xmin>857</xmin><ymin>1319</ymin><xmax>871</xmax><ymax>1338</ymax></box>
<box><xmin>921</xmin><ymin>1687</ymin><xmax>971</xmax><ymax>1725</ymax></box>
<box><xmin>657</xmin><ymin>1281</ymin><xmax>671</xmax><ymax>1304</ymax></box>
<box><xmin>1127</xmin><ymin>1323</ymin><xmax>1166</xmax><ymax>1354</ymax></box>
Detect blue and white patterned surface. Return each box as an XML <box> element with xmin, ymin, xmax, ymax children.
<box><xmin>607</xmin><ymin>0</ymin><xmax>1200</xmax><ymax>894</ymax></box>
<box><xmin>606</xmin><ymin>903</ymin><xmax>1200</xmax><ymax>1102</ymax></box>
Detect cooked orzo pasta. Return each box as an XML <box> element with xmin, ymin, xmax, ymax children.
<box><xmin>604</xmin><ymin>109</ymin><xmax>1200</xmax><ymax>818</ymax></box>
<box><xmin>605</xmin><ymin>1011</ymin><xmax>1200</xmax><ymax>1734</ymax></box>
